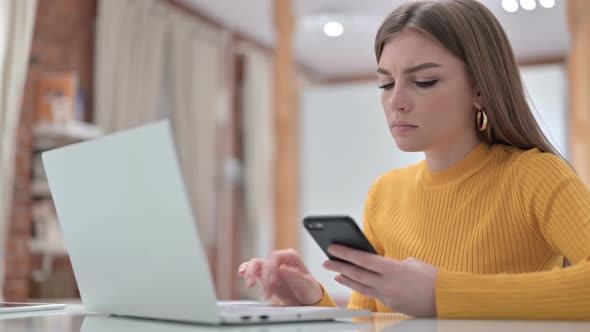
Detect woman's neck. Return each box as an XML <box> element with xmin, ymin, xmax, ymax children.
<box><xmin>424</xmin><ymin>132</ymin><xmax>482</xmax><ymax>173</ymax></box>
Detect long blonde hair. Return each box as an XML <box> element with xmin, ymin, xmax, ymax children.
<box><xmin>375</xmin><ymin>0</ymin><xmax>563</xmax><ymax>158</ymax></box>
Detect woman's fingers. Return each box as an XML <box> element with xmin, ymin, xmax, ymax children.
<box><xmin>278</xmin><ymin>265</ymin><xmax>323</xmax><ymax>305</ymax></box>
<box><xmin>238</xmin><ymin>250</ymin><xmax>316</xmax><ymax>305</ymax></box>
<box><xmin>242</xmin><ymin>259</ymin><xmax>265</xmax><ymax>288</ymax></box>
<box><xmin>238</xmin><ymin>262</ymin><xmax>247</xmax><ymax>276</ymax></box>
<box><xmin>261</xmin><ymin>258</ymin><xmax>280</xmax><ymax>298</ymax></box>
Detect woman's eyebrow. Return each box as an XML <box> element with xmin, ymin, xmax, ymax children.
<box><xmin>376</xmin><ymin>62</ymin><xmax>443</xmax><ymax>76</ymax></box>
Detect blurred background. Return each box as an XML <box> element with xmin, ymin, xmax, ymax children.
<box><xmin>0</xmin><ymin>0</ymin><xmax>587</xmax><ymax>307</ymax></box>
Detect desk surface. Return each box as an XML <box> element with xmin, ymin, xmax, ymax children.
<box><xmin>1</xmin><ymin>305</ymin><xmax>590</xmax><ymax>332</ymax></box>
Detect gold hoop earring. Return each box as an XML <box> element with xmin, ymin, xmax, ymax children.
<box><xmin>477</xmin><ymin>108</ymin><xmax>488</xmax><ymax>132</ymax></box>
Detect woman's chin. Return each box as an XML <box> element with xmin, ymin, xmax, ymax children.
<box><xmin>393</xmin><ymin>137</ymin><xmax>424</xmax><ymax>152</ymax></box>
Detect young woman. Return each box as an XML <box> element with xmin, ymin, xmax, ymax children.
<box><xmin>239</xmin><ymin>0</ymin><xmax>590</xmax><ymax>320</ymax></box>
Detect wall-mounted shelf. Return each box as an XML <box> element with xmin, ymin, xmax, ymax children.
<box><xmin>34</xmin><ymin>121</ymin><xmax>103</xmax><ymax>150</ymax></box>
<box><xmin>29</xmin><ymin>121</ymin><xmax>103</xmax><ymax>282</ymax></box>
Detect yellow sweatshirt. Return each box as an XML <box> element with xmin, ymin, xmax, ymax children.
<box><xmin>316</xmin><ymin>142</ymin><xmax>590</xmax><ymax>320</ymax></box>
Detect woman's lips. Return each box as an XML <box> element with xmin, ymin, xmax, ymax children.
<box><xmin>391</xmin><ymin>123</ymin><xmax>418</xmax><ymax>134</ymax></box>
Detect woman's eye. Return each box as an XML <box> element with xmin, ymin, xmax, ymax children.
<box><xmin>378</xmin><ymin>82</ymin><xmax>395</xmax><ymax>90</ymax></box>
<box><xmin>415</xmin><ymin>80</ymin><xmax>438</xmax><ymax>88</ymax></box>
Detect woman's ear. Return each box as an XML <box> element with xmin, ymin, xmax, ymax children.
<box><xmin>473</xmin><ymin>91</ymin><xmax>483</xmax><ymax>110</ymax></box>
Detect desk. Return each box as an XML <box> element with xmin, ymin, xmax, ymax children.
<box><xmin>1</xmin><ymin>306</ymin><xmax>590</xmax><ymax>331</ymax></box>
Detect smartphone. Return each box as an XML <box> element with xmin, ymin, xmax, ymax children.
<box><xmin>303</xmin><ymin>215</ymin><xmax>378</xmax><ymax>263</ymax></box>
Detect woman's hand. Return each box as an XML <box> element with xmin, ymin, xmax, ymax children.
<box><xmin>323</xmin><ymin>244</ymin><xmax>438</xmax><ymax>317</ymax></box>
<box><xmin>238</xmin><ymin>249</ymin><xmax>323</xmax><ymax>306</ymax></box>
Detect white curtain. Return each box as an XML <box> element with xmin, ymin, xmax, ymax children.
<box><xmin>95</xmin><ymin>0</ymin><xmax>229</xmax><ymax>247</ymax></box>
<box><xmin>166</xmin><ymin>9</ymin><xmax>229</xmax><ymax>248</ymax></box>
<box><xmin>94</xmin><ymin>0</ymin><xmax>166</xmax><ymax>131</ymax></box>
<box><xmin>0</xmin><ymin>0</ymin><xmax>38</xmax><ymax>301</ymax></box>
<box><xmin>239</xmin><ymin>44</ymin><xmax>275</xmax><ymax>262</ymax></box>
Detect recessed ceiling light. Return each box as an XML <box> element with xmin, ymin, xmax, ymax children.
<box><xmin>520</xmin><ymin>0</ymin><xmax>537</xmax><ymax>11</ymax></box>
<box><xmin>502</xmin><ymin>0</ymin><xmax>519</xmax><ymax>13</ymax></box>
<box><xmin>323</xmin><ymin>21</ymin><xmax>343</xmax><ymax>37</ymax></box>
<box><xmin>539</xmin><ymin>0</ymin><xmax>555</xmax><ymax>8</ymax></box>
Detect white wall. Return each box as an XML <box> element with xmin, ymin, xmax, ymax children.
<box><xmin>299</xmin><ymin>64</ymin><xmax>568</xmax><ymax>301</ymax></box>
<box><xmin>520</xmin><ymin>64</ymin><xmax>568</xmax><ymax>158</ymax></box>
<box><xmin>299</xmin><ymin>81</ymin><xmax>423</xmax><ymax>300</ymax></box>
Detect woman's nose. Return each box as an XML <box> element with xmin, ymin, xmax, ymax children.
<box><xmin>386</xmin><ymin>86</ymin><xmax>409</xmax><ymax>112</ymax></box>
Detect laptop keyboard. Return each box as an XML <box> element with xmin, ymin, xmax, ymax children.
<box><xmin>222</xmin><ymin>305</ymin><xmax>293</xmax><ymax>315</ymax></box>
<box><xmin>220</xmin><ymin>304</ymin><xmax>335</xmax><ymax>316</ymax></box>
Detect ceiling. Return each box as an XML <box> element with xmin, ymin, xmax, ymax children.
<box><xmin>178</xmin><ymin>0</ymin><xmax>570</xmax><ymax>79</ymax></box>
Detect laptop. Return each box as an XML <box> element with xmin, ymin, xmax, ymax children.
<box><xmin>80</xmin><ymin>315</ymin><xmax>371</xmax><ymax>332</ymax></box>
<box><xmin>0</xmin><ymin>302</ymin><xmax>65</xmax><ymax>314</ymax></box>
<box><xmin>41</xmin><ymin>120</ymin><xmax>370</xmax><ymax>324</ymax></box>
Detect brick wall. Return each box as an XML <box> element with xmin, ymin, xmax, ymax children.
<box><xmin>3</xmin><ymin>0</ymin><xmax>97</xmax><ymax>301</ymax></box>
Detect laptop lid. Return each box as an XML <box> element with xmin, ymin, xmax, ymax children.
<box><xmin>42</xmin><ymin>120</ymin><xmax>221</xmax><ymax>324</ymax></box>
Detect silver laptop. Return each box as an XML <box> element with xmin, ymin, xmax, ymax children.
<box><xmin>0</xmin><ymin>302</ymin><xmax>65</xmax><ymax>315</ymax></box>
<box><xmin>81</xmin><ymin>315</ymin><xmax>371</xmax><ymax>332</ymax></box>
<box><xmin>41</xmin><ymin>120</ymin><xmax>370</xmax><ymax>325</ymax></box>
